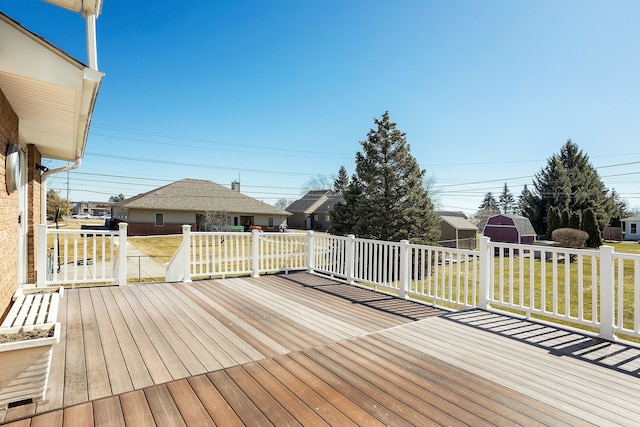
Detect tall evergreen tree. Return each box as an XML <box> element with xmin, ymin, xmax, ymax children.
<box><xmin>498</xmin><ymin>183</ymin><xmax>515</xmax><ymax>214</ymax></box>
<box><xmin>329</xmin><ymin>111</ymin><xmax>439</xmax><ymax>244</ymax></box>
<box><xmin>522</xmin><ymin>140</ymin><xmax>612</xmax><ymax>234</ymax></box>
<box><xmin>333</xmin><ymin>166</ymin><xmax>349</xmax><ymax>195</ymax></box>
<box><xmin>518</xmin><ymin>185</ymin><xmax>536</xmax><ymax>218</ymax></box>
<box><xmin>478</xmin><ymin>192</ymin><xmax>499</xmax><ymax>214</ymax></box>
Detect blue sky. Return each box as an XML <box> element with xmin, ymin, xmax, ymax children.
<box><xmin>3</xmin><ymin>0</ymin><xmax>640</xmax><ymax>215</ymax></box>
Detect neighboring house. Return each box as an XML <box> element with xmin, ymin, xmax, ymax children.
<box><xmin>286</xmin><ymin>190</ymin><xmax>343</xmax><ymax>231</ymax></box>
<box><xmin>0</xmin><ymin>7</ymin><xmax>103</xmax><ymax>314</ymax></box>
<box><xmin>438</xmin><ymin>215</ymin><xmax>478</xmax><ymax>249</ymax></box>
<box><xmin>622</xmin><ymin>217</ymin><xmax>640</xmax><ymax>241</ymax></box>
<box><xmin>112</xmin><ymin>179</ymin><xmax>291</xmax><ymax>235</ymax></box>
<box><xmin>483</xmin><ymin>214</ymin><xmax>537</xmax><ymax>244</ymax></box>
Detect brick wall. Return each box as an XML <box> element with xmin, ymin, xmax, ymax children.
<box><xmin>0</xmin><ymin>88</ymin><xmax>20</xmax><ymax>317</ymax></box>
<box><xmin>126</xmin><ymin>222</ymin><xmax>196</xmax><ymax>236</ymax></box>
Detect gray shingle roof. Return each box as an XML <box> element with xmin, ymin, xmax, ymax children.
<box><xmin>286</xmin><ymin>190</ymin><xmax>334</xmax><ymax>213</ymax></box>
<box><xmin>499</xmin><ymin>214</ymin><xmax>537</xmax><ymax>236</ymax></box>
<box><xmin>116</xmin><ymin>178</ymin><xmax>289</xmax><ymax>215</ymax></box>
<box><xmin>439</xmin><ymin>216</ymin><xmax>478</xmax><ymax>231</ymax></box>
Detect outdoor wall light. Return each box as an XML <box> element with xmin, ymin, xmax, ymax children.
<box><xmin>5</xmin><ymin>142</ymin><xmax>20</xmax><ymax>194</ymax></box>
<box><xmin>35</xmin><ymin>163</ymin><xmax>49</xmax><ymax>173</ymax></box>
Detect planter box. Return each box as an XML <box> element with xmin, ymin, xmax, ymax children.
<box><xmin>13</xmin><ymin>286</ymin><xmax>64</xmax><ymax>301</ymax></box>
<box><xmin>0</xmin><ymin>322</ymin><xmax>60</xmax><ymax>408</ymax></box>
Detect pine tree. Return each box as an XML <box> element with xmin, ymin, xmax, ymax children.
<box><xmin>518</xmin><ymin>185</ymin><xmax>536</xmax><ymax>218</ymax></box>
<box><xmin>478</xmin><ymin>192</ymin><xmax>499</xmax><ymax>214</ymax></box>
<box><xmin>329</xmin><ymin>111</ymin><xmax>439</xmax><ymax>244</ymax></box>
<box><xmin>333</xmin><ymin>166</ymin><xmax>349</xmax><ymax>195</ymax></box>
<box><xmin>498</xmin><ymin>183</ymin><xmax>515</xmax><ymax>214</ymax></box>
<box><xmin>522</xmin><ymin>140</ymin><xmax>612</xmax><ymax>234</ymax></box>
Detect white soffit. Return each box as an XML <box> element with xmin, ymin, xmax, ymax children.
<box><xmin>0</xmin><ymin>13</ymin><xmax>103</xmax><ymax>161</ymax></box>
<box><xmin>42</xmin><ymin>0</ymin><xmax>102</xmax><ymax>17</ymax></box>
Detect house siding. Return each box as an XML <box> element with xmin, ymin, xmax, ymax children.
<box><xmin>622</xmin><ymin>218</ymin><xmax>640</xmax><ymax>241</ymax></box>
<box><xmin>0</xmin><ymin>88</ymin><xmax>20</xmax><ymax>316</ymax></box>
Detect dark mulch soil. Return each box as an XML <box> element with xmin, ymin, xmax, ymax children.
<box><xmin>0</xmin><ymin>326</ymin><xmax>55</xmax><ymax>344</ymax></box>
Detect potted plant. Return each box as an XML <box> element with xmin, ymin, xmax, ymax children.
<box><xmin>0</xmin><ymin>322</ymin><xmax>60</xmax><ymax>408</ymax></box>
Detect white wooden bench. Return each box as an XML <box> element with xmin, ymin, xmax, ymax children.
<box><xmin>1</xmin><ymin>287</ymin><xmax>63</xmax><ymax>329</ymax></box>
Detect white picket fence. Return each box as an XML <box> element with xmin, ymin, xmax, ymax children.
<box><xmin>38</xmin><ymin>223</ymin><xmax>640</xmax><ymax>341</ymax></box>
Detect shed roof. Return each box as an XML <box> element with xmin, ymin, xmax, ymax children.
<box><xmin>435</xmin><ymin>211</ymin><xmax>468</xmax><ymax>219</ymax></box>
<box><xmin>116</xmin><ymin>179</ymin><xmax>290</xmax><ymax>216</ymax></box>
<box><xmin>439</xmin><ymin>216</ymin><xmax>478</xmax><ymax>231</ymax></box>
<box><xmin>622</xmin><ymin>217</ymin><xmax>640</xmax><ymax>222</ymax></box>
<box><xmin>485</xmin><ymin>214</ymin><xmax>537</xmax><ymax>236</ymax></box>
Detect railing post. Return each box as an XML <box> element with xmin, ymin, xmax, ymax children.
<box><xmin>251</xmin><ymin>229</ymin><xmax>260</xmax><ymax>277</ymax></box>
<box><xmin>306</xmin><ymin>231</ymin><xmax>315</xmax><ymax>273</ymax></box>
<box><xmin>479</xmin><ymin>236</ymin><xmax>491</xmax><ymax>310</ymax></box>
<box><xmin>346</xmin><ymin>234</ymin><xmax>355</xmax><ymax>284</ymax></box>
<box><xmin>37</xmin><ymin>224</ymin><xmax>48</xmax><ymax>287</ymax></box>
<box><xmin>399</xmin><ymin>240</ymin><xmax>410</xmax><ymax>299</ymax></box>
<box><xmin>182</xmin><ymin>225</ymin><xmax>192</xmax><ymax>283</ymax></box>
<box><xmin>598</xmin><ymin>245</ymin><xmax>616</xmax><ymax>341</ymax></box>
<box><xmin>117</xmin><ymin>222</ymin><xmax>128</xmax><ymax>286</ymax></box>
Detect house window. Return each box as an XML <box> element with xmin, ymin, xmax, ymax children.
<box><xmin>268</xmin><ymin>217</ymin><xmax>274</xmax><ymax>227</ymax></box>
<box><xmin>325</xmin><ymin>215</ymin><xmax>330</xmax><ymax>222</ymax></box>
<box><xmin>313</xmin><ymin>214</ymin><xmax>318</xmax><ymax>221</ymax></box>
<box><xmin>155</xmin><ymin>213</ymin><xmax>164</xmax><ymax>227</ymax></box>
<box><xmin>632</xmin><ymin>224</ymin><xmax>637</xmax><ymax>234</ymax></box>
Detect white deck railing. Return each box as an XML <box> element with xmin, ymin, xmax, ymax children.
<box><xmin>38</xmin><ymin>223</ymin><xmax>640</xmax><ymax>342</ymax></box>
<box><xmin>37</xmin><ymin>223</ymin><xmax>128</xmax><ymax>287</ymax></box>
<box><xmin>165</xmin><ymin>227</ymin><xmax>640</xmax><ymax>341</ymax></box>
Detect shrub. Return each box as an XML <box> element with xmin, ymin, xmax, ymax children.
<box><xmin>552</xmin><ymin>228</ymin><xmax>589</xmax><ymax>249</ymax></box>
<box><xmin>582</xmin><ymin>208</ymin><xmax>603</xmax><ymax>248</ymax></box>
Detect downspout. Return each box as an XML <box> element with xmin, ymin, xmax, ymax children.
<box><xmin>40</xmin><ymin>159</ymin><xmax>81</xmax><ymax>222</ymax></box>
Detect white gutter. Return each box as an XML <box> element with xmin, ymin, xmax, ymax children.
<box><xmin>40</xmin><ymin>159</ymin><xmax>81</xmax><ymax>221</ymax></box>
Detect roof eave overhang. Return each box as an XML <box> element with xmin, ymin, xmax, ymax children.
<box><xmin>0</xmin><ymin>13</ymin><xmax>104</xmax><ymax>162</ymax></box>
<box><xmin>43</xmin><ymin>0</ymin><xmax>103</xmax><ymax>18</ymax></box>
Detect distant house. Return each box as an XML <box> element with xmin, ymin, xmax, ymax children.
<box><xmin>622</xmin><ymin>217</ymin><xmax>640</xmax><ymax>241</ymax></box>
<box><xmin>112</xmin><ymin>179</ymin><xmax>290</xmax><ymax>235</ymax></box>
<box><xmin>286</xmin><ymin>190</ymin><xmax>343</xmax><ymax>231</ymax></box>
<box><xmin>438</xmin><ymin>215</ymin><xmax>478</xmax><ymax>249</ymax></box>
<box><xmin>483</xmin><ymin>214</ymin><xmax>537</xmax><ymax>244</ymax></box>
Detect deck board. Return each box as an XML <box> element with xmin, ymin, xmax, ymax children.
<box><xmin>78</xmin><ymin>289</ymin><xmax>110</xmax><ymax>401</ymax></box>
<box><xmin>2</xmin><ymin>273</ymin><xmax>640</xmax><ymax>426</ymax></box>
<box><xmin>97</xmin><ymin>288</ymin><xmax>154</xmax><ymax>390</ymax></box>
<box><xmin>62</xmin><ymin>290</ymin><xmax>88</xmax><ymax>407</ymax></box>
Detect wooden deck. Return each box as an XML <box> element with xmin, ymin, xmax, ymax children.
<box><xmin>2</xmin><ymin>273</ymin><xmax>640</xmax><ymax>426</ymax></box>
